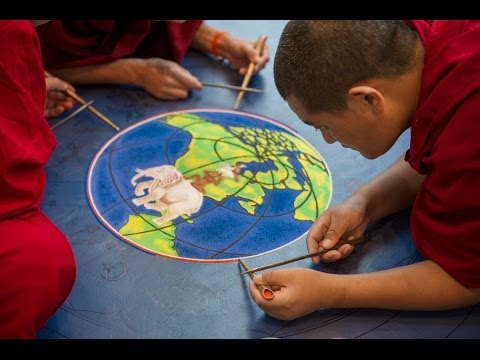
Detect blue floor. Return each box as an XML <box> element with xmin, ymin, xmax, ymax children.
<box><xmin>38</xmin><ymin>20</ymin><xmax>479</xmax><ymax>339</ymax></box>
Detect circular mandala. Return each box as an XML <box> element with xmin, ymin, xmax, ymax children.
<box><xmin>87</xmin><ymin>109</ymin><xmax>332</xmax><ymax>261</ymax></box>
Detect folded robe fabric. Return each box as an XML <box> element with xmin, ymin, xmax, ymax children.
<box><xmin>36</xmin><ymin>20</ymin><xmax>203</xmax><ymax>69</ymax></box>
<box><xmin>405</xmin><ymin>20</ymin><xmax>480</xmax><ymax>288</ymax></box>
<box><xmin>0</xmin><ymin>20</ymin><xmax>76</xmax><ymax>338</ymax></box>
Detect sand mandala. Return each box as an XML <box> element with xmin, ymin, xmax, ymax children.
<box><xmin>87</xmin><ymin>109</ymin><xmax>332</xmax><ymax>261</ymax></box>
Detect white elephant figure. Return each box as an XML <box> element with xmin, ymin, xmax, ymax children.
<box><xmin>131</xmin><ymin>165</ymin><xmax>204</xmax><ymax>226</ymax></box>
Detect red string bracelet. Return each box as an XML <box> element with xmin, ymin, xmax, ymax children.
<box><xmin>211</xmin><ymin>31</ymin><xmax>227</xmax><ymax>57</ymax></box>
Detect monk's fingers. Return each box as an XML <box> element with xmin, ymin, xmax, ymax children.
<box><xmin>63</xmin><ymin>99</ymin><xmax>75</xmax><ymax>110</ymax></box>
<box><xmin>320</xmin><ymin>244</ymin><xmax>354</xmax><ymax>262</ymax></box>
<box><xmin>244</xmin><ymin>45</ymin><xmax>261</xmax><ymax>65</ymax></box>
<box><xmin>270</xmin><ymin>285</ymin><xmax>282</xmax><ymax>291</ymax></box>
<box><xmin>160</xmin><ymin>86</ymin><xmax>189</xmax><ymax>100</ymax></box>
<box><xmin>44</xmin><ymin>105</ymin><xmax>65</xmax><ymax>118</ymax></box>
<box><xmin>259</xmin><ymin>44</ymin><xmax>270</xmax><ymax>63</ymax></box>
<box><xmin>252</xmin><ymin>64</ymin><xmax>263</xmax><ymax>74</ymax></box>
<box><xmin>249</xmin><ymin>278</ymin><xmax>264</xmax><ymax>303</ymax></box>
<box><xmin>53</xmin><ymin>105</ymin><xmax>66</xmax><ymax>117</ymax></box>
<box><xmin>170</xmin><ymin>66</ymin><xmax>202</xmax><ymax>90</ymax></box>
<box><xmin>147</xmin><ymin>74</ymin><xmax>190</xmax><ymax>99</ymax></box>
<box><xmin>253</xmin><ymin>45</ymin><xmax>270</xmax><ymax>73</ymax></box>
<box><xmin>47</xmin><ymin>90</ymin><xmax>67</xmax><ymax>100</ymax></box>
<box><xmin>46</xmin><ymin>97</ymin><xmax>74</xmax><ymax>110</ymax></box>
<box><xmin>45</xmin><ymin>76</ymin><xmax>75</xmax><ymax>93</ymax></box>
<box><xmin>44</xmin><ymin>108</ymin><xmax>56</xmax><ymax>118</ymax></box>
<box><xmin>45</xmin><ymin>99</ymin><xmax>56</xmax><ymax>109</ymax></box>
<box><xmin>238</xmin><ymin>67</ymin><xmax>247</xmax><ymax>76</ymax></box>
<box><xmin>319</xmin><ymin>249</ymin><xmax>343</xmax><ymax>263</ymax></box>
<box><xmin>338</xmin><ymin>244</ymin><xmax>354</xmax><ymax>258</ymax></box>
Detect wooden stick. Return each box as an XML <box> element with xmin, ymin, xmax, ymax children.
<box><xmin>201</xmin><ymin>82</ymin><xmax>263</xmax><ymax>93</ymax></box>
<box><xmin>44</xmin><ymin>71</ymin><xmax>121</xmax><ymax>132</ymax></box>
<box><xmin>233</xmin><ymin>35</ymin><xmax>268</xmax><ymax>110</ymax></box>
<box><xmin>240</xmin><ymin>236</ymin><xmax>365</xmax><ymax>275</ymax></box>
<box><xmin>238</xmin><ymin>259</ymin><xmax>274</xmax><ymax>300</ymax></box>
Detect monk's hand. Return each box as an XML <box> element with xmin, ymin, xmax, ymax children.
<box><xmin>44</xmin><ymin>76</ymin><xmax>75</xmax><ymax>118</ymax></box>
<box><xmin>221</xmin><ymin>35</ymin><xmax>270</xmax><ymax>75</ymax></box>
<box><xmin>307</xmin><ymin>195</ymin><xmax>369</xmax><ymax>264</ymax></box>
<box><xmin>139</xmin><ymin>58</ymin><xmax>202</xmax><ymax>100</ymax></box>
<box><xmin>249</xmin><ymin>268</ymin><xmax>325</xmax><ymax>320</ymax></box>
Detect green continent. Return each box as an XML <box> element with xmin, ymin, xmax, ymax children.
<box><xmin>238</xmin><ymin>199</ymin><xmax>258</xmax><ymax>214</ymax></box>
<box><xmin>119</xmin><ymin>214</ymin><xmax>178</xmax><ymax>256</ymax></box>
<box><xmin>282</xmin><ymin>132</ymin><xmax>331</xmax><ymax>221</ymax></box>
<box><xmin>294</xmin><ymin>155</ymin><xmax>331</xmax><ymax>221</ymax></box>
<box><xmin>163</xmin><ymin>114</ymin><xmax>331</xmax><ymax>221</ymax></box>
<box><xmin>165</xmin><ymin>114</ymin><xmax>260</xmax><ymax>203</ymax></box>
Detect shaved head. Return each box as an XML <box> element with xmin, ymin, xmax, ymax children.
<box><xmin>274</xmin><ymin>20</ymin><xmax>419</xmax><ymax>113</ymax></box>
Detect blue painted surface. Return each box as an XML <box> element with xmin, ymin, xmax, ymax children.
<box><xmin>38</xmin><ymin>20</ymin><xmax>479</xmax><ymax>339</ymax></box>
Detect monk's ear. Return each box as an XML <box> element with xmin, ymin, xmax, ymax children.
<box><xmin>347</xmin><ymin>86</ymin><xmax>384</xmax><ymax>115</ymax></box>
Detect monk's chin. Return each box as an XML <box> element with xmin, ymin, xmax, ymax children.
<box><xmin>359</xmin><ymin>150</ymin><xmax>383</xmax><ymax>160</ymax></box>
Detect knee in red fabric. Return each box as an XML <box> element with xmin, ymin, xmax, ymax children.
<box><xmin>0</xmin><ymin>211</ymin><xmax>76</xmax><ymax>338</ymax></box>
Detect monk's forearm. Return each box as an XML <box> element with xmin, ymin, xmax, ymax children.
<box><xmin>190</xmin><ymin>23</ymin><xmax>232</xmax><ymax>58</ymax></box>
<box><xmin>352</xmin><ymin>154</ymin><xmax>425</xmax><ymax>223</ymax></box>
<box><xmin>46</xmin><ymin>58</ymin><xmax>145</xmax><ymax>87</ymax></box>
<box><xmin>324</xmin><ymin>261</ymin><xmax>480</xmax><ymax>310</ymax></box>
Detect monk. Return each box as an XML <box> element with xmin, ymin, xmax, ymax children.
<box><xmin>35</xmin><ymin>20</ymin><xmax>270</xmax><ymax>100</ymax></box>
<box><xmin>0</xmin><ymin>20</ymin><xmax>76</xmax><ymax>338</ymax></box>
<box><xmin>248</xmin><ymin>20</ymin><xmax>480</xmax><ymax>320</ymax></box>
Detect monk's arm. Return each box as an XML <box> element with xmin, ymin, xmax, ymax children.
<box><xmin>354</xmin><ymin>153</ymin><xmax>425</xmax><ymax>223</ymax></box>
<box><xmin>190</xmin><ymin>23</ymin><xmax>224</xmax><ymax>54</ymax></box>
<box><xmin>46</xmin><ymin>58</ymin><xmax>149</xmax><ymax>87</ymax></box>
<box><xmin>48</xmin><ymin>57</ymin><xmax>201</xmax><ymax>101</ymax></box>
<box><xmin>328</xmin><ymin>261</ymin><xmax>480</xmax><ymax>310</ymax></box>
<box><xmin>49</xmin><ymin>23</ymin><xmax>237</xmax><ymax>85</ymax></box>
<box><xmin>190</xmin><ymin>23</ymin><xmax>269</xmax><ymax>74</ymax></box>
<box><xmin>252</xmin><ymin>260</ymin><xmax>480</xmax><ymax>321</ymax></box>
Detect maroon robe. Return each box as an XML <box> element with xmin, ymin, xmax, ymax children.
<box><xmin>0</xmin><ymin>20</ymin><xmax>76</xmax><ymax>338</ymax></box>
<box><xmin>36</xmin><ymin>20</ymin><xmax>203</xmax><ymax>69</ymax></box>
<box><xmin>405</xmin><ymin>20</ymin><xmax>480</xmax><ymax>287</ymax></box>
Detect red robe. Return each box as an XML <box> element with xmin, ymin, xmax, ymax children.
<box><xmin>0</xmin><ymin>20</ymin><xmax>76</xmax><ymax>338</ymax></box>
<box><xmin>35</xmin><ymin>20</ymin><xmax>203</xmax><ymax>69</ymax></box>
<box><xmin>404</xmin><ymin>20</ymin><xmax>480</xmax><ymax>288</ymax></box>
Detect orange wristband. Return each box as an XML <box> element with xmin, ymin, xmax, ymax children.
<box><xmin>211</xmin><ymin>31</ymin><xmax>227</xmax><ymax>57</ymax></box>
